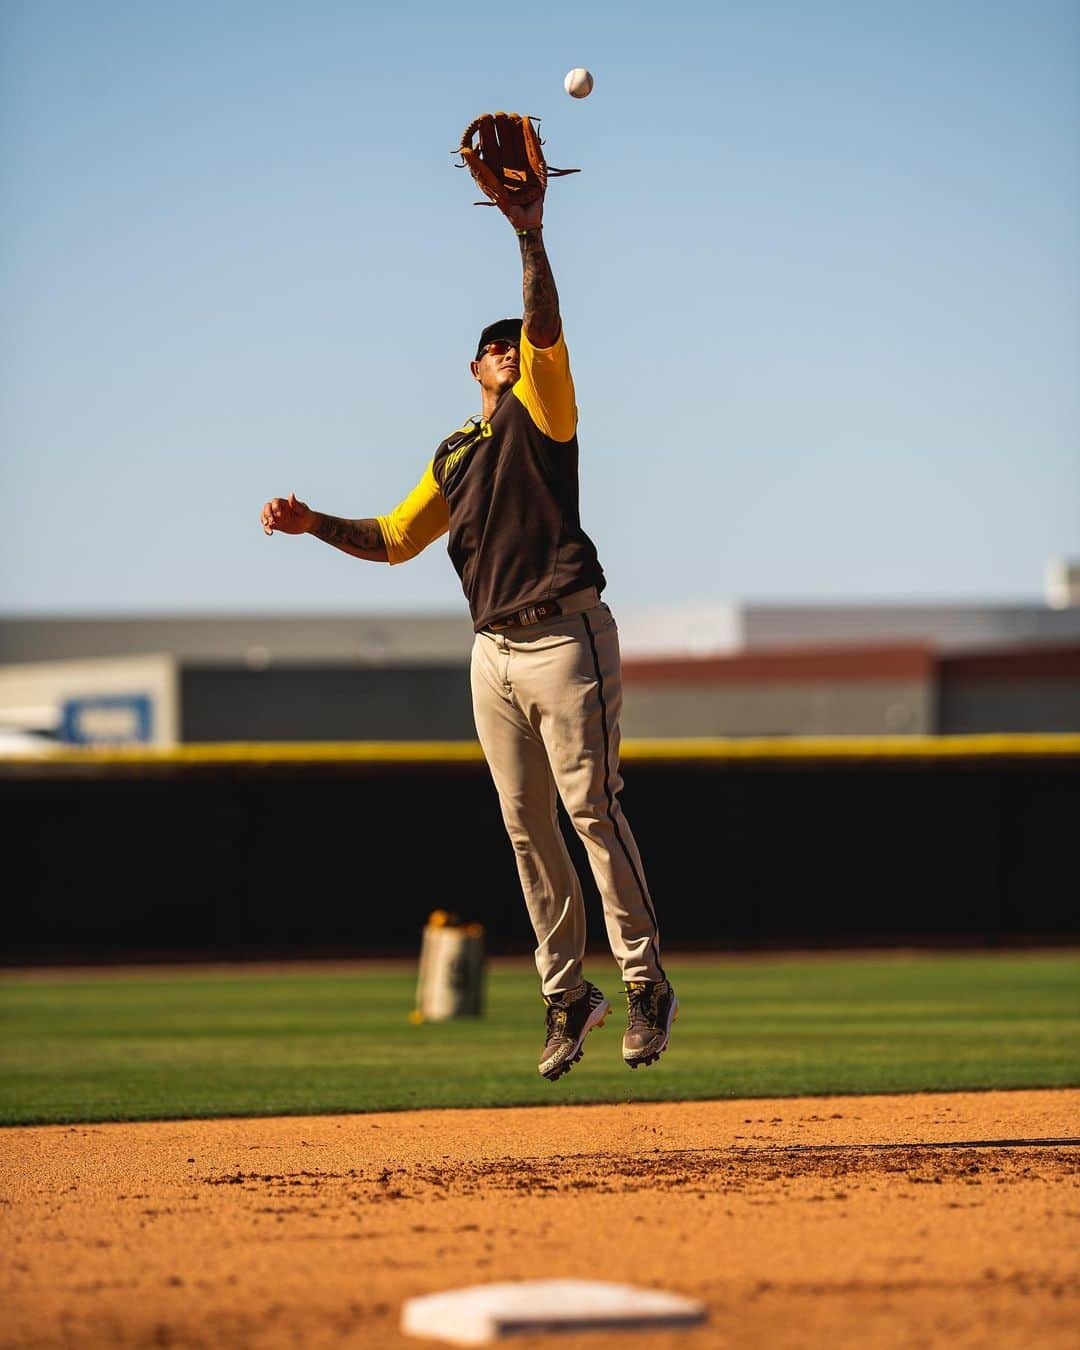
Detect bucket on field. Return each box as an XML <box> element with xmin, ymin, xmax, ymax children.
<box><xmin>411</xmin><ymin>910</ymin><xmax>486</xmax><ymax>1023</ymax></box>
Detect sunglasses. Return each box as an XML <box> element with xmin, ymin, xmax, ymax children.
<box><xmin>479</xmin><ymin>339</ymin><xmax>520</xmax><ymax>358</ymax></box>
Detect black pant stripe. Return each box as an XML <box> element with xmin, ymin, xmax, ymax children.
<box><xmin>580</xmin><ymin>611</ymin><xmax>666</xmax><ymax>982</ymax></box>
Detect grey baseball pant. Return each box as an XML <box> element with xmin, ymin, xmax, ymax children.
<box><xmin>470</xmin><ymin>590</ymin><xmax>666</xmax><ymax>997</ymax></box>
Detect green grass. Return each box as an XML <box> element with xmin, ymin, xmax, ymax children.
<box><xmin>1</xmin><ymin>952</ymin><xmax>1078</xmax><ymax>1125</ymax></box>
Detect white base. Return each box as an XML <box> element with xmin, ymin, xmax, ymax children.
<box><xmin>401</xmin><ymin>1278</ymin><xmax>707</xmax><ymax>1345</ymax></box>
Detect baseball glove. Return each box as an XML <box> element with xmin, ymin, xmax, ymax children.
<box><xmin>455</xmin><ymin>111</ymin><xmax>579</xmax><ymax>209</ymax></box>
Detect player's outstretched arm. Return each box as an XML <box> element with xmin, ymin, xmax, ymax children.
<box><xmin>517</xmin><ymin>227</ymin><xmax>561</xmax><ymax>350</ymax></box>
<box><xmin>260</xmin><ymin>492</ymin><xmax>389</xmax><ymax>562</ymax></box>
<box><xmin>495</xmin><ymin>184</ymin><xmax>560</xmax><ymax>349</ymax></box>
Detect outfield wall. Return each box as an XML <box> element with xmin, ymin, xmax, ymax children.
<box><xmin>3</xmin><ymin>736</ymin><xmax>1078</xmax><ymax>963</ymax></box>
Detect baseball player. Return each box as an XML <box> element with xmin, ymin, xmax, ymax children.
<box><xmin>259</xmin><ymin>116</ymin><xmax>676</xmax><ymax>1081</ymax></box>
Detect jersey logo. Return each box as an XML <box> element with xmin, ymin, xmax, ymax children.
<box><xmin>438</xmin><ymin>418</ymin><xmax>491</xmax><ymax>487</ymax></box>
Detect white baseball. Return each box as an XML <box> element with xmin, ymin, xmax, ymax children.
<box><xmin>564</xmin><ymin>68</ymin><xmax>594</xmax><ymax>99</ymax></box>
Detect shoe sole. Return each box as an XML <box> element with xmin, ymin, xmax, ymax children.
<box><xmin>540</xmin><ymin>999</ymin><xmax>610</xmax><ymax>1081</ymax></box>
<box><xmin>624</xmin><ymin>997</ymin><xmax>678</xmax><ymax>1070</ymax></box>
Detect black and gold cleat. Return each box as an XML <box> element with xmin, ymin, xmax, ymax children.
<box><xmin>623</xmin><ymin>979</ymin><xmax>678</xmax><ymax>1069</ymax></box>
<box><xmin>538</xmin><ymin>981</ymin><xmax>609</xmax><ymax>1081</ymax></box>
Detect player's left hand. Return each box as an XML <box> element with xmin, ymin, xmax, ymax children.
<box><xmin>501</xmin><ymin>196</ymin><xmax>544</xmax><ymax>232</ymax></box>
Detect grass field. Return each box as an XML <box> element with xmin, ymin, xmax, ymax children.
<box><xmin>1</xmin><ymin>951</ymin><xmax>1078</xmax><ymax>1126</ymax></box>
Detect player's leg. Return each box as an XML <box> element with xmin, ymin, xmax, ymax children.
<box><xmin>470</xmin><ymin>633</ymin><xmax>609</xmax><ymax>1078</ymax></box>
<box><xmin>514</xmin><ymin>605</ymin><xmax>677</xmax><ymax>1067</ymax></box>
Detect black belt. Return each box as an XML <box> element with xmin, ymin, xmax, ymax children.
<box><xmin>485</xmin><ymin>599</ymin><xmax>564</xmax><ymax>632</ymax></box>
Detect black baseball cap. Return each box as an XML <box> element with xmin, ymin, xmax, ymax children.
<box><xmin>474</xmin><ymin>318</ymin><xmax>522</xmax><ymax>361</ymax></box>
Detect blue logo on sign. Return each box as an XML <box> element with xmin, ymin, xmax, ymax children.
<box><xmin>60</xmin><ymin>695</ymin><xmax>154</xmax><ymax>745</ymax></box>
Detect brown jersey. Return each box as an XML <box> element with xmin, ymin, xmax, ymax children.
<box><xmin>376</xmin><ymin>329</ymin><xmax>606</xmax><ymax>632</ymax></box>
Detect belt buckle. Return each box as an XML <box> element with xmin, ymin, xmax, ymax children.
<box><xmin>520</xmin><ymin>601</ymin><xmax>561</xmax><ymax>626</ymax></box>
<box><xmin>488</xmin><ymin>599</ymin><xmax>562</xmax><ymax>632</ymax></box>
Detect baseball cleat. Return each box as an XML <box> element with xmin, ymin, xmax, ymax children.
<box><xmin>538</xmin><ymin>981</ymin><xmax>609</xmax><ymax>1081</ymax></box>
<box><xmin>622</xmin><ymin>979</ymin><xmax>678</xmax><ymax>1069</ymax></box>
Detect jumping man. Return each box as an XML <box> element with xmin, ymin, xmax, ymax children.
<box><xmin>259</xmin><ymin>164</ymin><xmax>676</xmax><ymax>1081</ymax></box>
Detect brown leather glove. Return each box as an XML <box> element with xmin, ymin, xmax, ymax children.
<box><xmin>455</xmin><ymin>112</ymin><xmax>579</xmax><ymax>210</ymax></box>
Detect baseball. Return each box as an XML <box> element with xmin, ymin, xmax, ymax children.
<box><xmin>564</xmin><ymin>67</ymin><xmax>594</xmax><ymax>99</ymax></box>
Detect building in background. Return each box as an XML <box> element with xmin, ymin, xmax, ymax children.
<box><xmin>619</xmin><ymin>639</ymin><xmax>1080</xmax><ymax>737</ymax></box>
<box><xmin>0</xmin><ymin>653</ymin><xmax>179</xmax><ymax>751</ymax></box>
<box><xmin>0</xmin><ymin>615</ymin><xmax>475</xmax><ymax>747</ymax></box>
<box><xmin>2</xmin><ymin>563</ymin><xmax>1079</xmax><ymax>746</ymax></box>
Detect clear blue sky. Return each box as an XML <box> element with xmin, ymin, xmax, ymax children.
<box><xmin>3</xmin><ymin>0</ymin><xmax>1077</xmax><ymax>615</ymax></box>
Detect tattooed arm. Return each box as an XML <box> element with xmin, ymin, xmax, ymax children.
<box><xmin>260</xmin><ymin>492</ymin><xmax>389</xmax><ymax>561</ymax></box>
<box><xmin>309</xmin><ymin>513</ymin><xmax>388</xmax><ymax>562</ymax></box>
<box><xmin>498</xmin><ymin>189</ymin><xmax>560</xmax><ymax>349</ymax></box>
<box><xmin>503</xmin><ymin>208</ymin><xmax>577</xmax><ymax>441</ymax></box>
<box><xmin>518</xmin><ymin>228</ymin><xmax>561</xmax><ymax>350</ymax></box>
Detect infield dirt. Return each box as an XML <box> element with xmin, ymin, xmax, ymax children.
<box><xmin>2</xmin><ymin>1090</ymin><xmax>1077</xmax><ymax>1349</ymax></box>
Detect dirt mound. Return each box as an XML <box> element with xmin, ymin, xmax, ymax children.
<box><xmin>2</xmin><ymin>1091</ymin><xmax>1078</xmax><ymax>1347</ymax></box>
